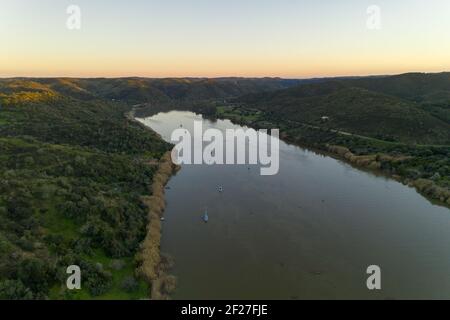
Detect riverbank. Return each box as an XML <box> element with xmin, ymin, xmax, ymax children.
<box><xmin>135</xmin><ymin>151</ymin><xmax>180</xmax><ymax>299</ymax></box>
<box><xmin>326</xmin><ymin>145</ymin><xmax>450</xmax><ymax>206</ymax></box>
<box><xmin>125</xmin><ymin>106</ymin><xmax>182</xmax><ymax>299</ymax></box>
<box><xmin>139</xmin><ymin>110</ymin><xmax>450</xmax><ymax>299</ymax></box>
<box><xmin>214</xmin><ymin>106</ymin><xmax>450</xmax><ymax>208</ymax></box>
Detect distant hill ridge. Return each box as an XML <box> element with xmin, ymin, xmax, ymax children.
<box><xmin>1</xmin><ymin>72</ymin><xmax>449</xmax><ymax>144</ymax></box>
<box><xmin>0</xmin><ymin>77</ymin><xmax>301</xmax><ymax>103</ymax></box>
<box><xmin>237</xmin><ymin>72</ymin><xmax>450</xmax><ymax>145</ymax></box>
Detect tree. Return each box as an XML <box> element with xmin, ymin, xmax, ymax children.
<box><xmin>121</xmin><ymin>276</ymin><xmax>139</xmax><ymax>293</ymax></box>
<box><xmin>0</xmin><ymin>280</ymin><xmax>34</xmax><ymax>300</ymax></box>
<box><xmin>17</xmin><ymin>258</ymin><xmax>54</xmax><ymax>296</ymax></box>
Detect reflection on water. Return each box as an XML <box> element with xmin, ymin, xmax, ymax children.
<box><xmin>138</xmin><ymin>111</ymin><xmax>450</xmax><ymax>300</ymax></box>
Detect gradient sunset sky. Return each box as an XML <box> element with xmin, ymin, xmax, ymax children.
<box><xmin>1</xmin><ymin>0</ymin><xmax>450</xmax><ymax>78</ymax></box>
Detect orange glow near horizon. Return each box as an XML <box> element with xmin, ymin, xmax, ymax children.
<box><xmin>1</xmin><ymin>0</ymin><xmax>450</xmax><ymax>79</ymax></box>
<box><xmin>2</xmin><ymin>54</ymin><xmax>449</xmax><ymax>79</ymax></box>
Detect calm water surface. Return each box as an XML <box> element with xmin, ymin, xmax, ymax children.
<box><xmin>138</xmin><ymin>111</ymin><xmax>450</xmax><ymax>300</ymax></box>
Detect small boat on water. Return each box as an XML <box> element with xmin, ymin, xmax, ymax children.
<box><xmin>218</xmin><ymin>186</ymin><xmax>223</xmax><ymax>193</ymax></box>
<box><xmin>202</xmin><ymin>208</ymin><xmax>209</xmax><ymax>223</ymax></box>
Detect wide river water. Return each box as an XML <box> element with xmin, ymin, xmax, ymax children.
<box><xmin>138</xmin><ymin>111</ymin><xmax>450</xmax><ymax>299</ymax></box>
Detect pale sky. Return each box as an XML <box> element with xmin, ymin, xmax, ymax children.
<box><xmin>1</xmin><ymin>0</ymin><xmax>450</xmax><ymax>78</ymax></box>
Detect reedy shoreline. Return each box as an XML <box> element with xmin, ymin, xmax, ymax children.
<box><xmin>135</xmin><ymin>152</ymin><xmax>180</xmax><ymax>299</ymax></box>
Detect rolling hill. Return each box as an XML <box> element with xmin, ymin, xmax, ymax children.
<box><xmin>0</xmin><ymin>77</ymin><xmax>300</xmax><ymax>104</ymax></box>
<box><xmin>237</xmin><ymin>73</ymin><xmax>450</xmax><ymax>145</ymax></box>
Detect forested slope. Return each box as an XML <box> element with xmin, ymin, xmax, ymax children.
<box><xmin>238</xmin><ymin>74</ymin><xmax>450</xmax><ymax>145</ymax></box>
<box><xmin>0</xmin><ymin>83</ymin><xmax>170</xmax><ymax>299</ymax></box>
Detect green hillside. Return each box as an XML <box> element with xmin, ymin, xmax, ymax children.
<box><xmin>238</xmin><ymin>74</ymin><xmax>450</xmax><ymax>145</ymax></box>
<box><xmin>344</xmin><ymin>72</ymin><xmax>450</xmax><ymax>103</ymax></box>
<box><xmin>0</xmin><ymin>83</ymin><xmax>170</xmax><ymax>299</ymax></box>
<box><xmin>3</xmin><ymin>77</ymin><xmax>298</xmax><ymax>104</ymax></box>
<box><xmin>344</xmin><ymin>73</ymin><xmax>450</xmax><ymax>124</ymax></box>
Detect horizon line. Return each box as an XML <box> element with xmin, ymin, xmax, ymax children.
<box><xmin>1</xmin><ymin>71</ymin><xmax>449</xmax><ymax>81</ymax></box>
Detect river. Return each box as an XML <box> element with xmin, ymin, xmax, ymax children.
<box><xmin>138</xmin><ymin>110</ymin><xmax>450</xmax><ymax>300</ymax></box>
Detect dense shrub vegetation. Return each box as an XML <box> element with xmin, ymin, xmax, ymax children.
<box><xmin>0</xmin><ymin>85</ymin><xmax>170</xmax><ymax>299</ymax></box>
